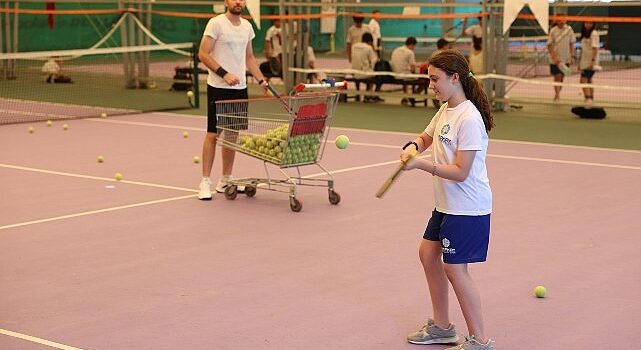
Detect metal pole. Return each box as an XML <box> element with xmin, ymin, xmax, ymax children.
<box><xmin>127</xmin><ymin>3</ymin><xmax>137</xmax><ymax>88</ymax></box>
<box><xmin>0</xmin><ymin>1</ymin><xmax>5</xmax><ymax>79</ymax></box>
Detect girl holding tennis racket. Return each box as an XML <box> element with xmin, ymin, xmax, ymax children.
<box><xmin>400</xmin><ymin>49</ymin><xmax>495</xmax><ymax>350</ymax></box>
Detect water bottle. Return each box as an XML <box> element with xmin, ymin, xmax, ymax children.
<box><xmin>558</xmin><ymin>62</ymin><xmax>571</xmax><ymax>76</ymax></box>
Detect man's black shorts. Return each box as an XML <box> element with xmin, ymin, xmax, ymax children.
<box><xmin>207</xmin><ymin>85</ymin><xmax>249</xmax><ymax>134</ymax></box>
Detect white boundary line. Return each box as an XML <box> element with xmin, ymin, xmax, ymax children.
<box><xmin>0</xmin><ymin>328</ymin><xmax>86</xmax><ymax>350</ymax></box>
<box><xmin>0</xmin><ymin>164</ymin><xmax>196</xmax><ymax>193</ymax></box>
<box><xmin>0</xmin><ymin>194</ymin><xmax>195</xmax><ymax>231</ymax></box>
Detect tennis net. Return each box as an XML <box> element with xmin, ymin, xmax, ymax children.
<box><xmin>0</xmin><ymin>43</ymin><xmax>198</xmax><ymax>125</ymax></box>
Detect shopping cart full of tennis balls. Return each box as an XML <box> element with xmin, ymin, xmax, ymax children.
<box><xmin>216</xmin><ymin>80</ymin><xmax>348</xmax><ymax>212</ymax></box>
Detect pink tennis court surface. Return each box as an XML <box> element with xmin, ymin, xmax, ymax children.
<box><xmin>1</xmin><ymin>112</ymin><xmax>640</xmax><ymax>350</ymax></box>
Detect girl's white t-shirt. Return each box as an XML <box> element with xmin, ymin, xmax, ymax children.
<box><xmin>203</xmin><ymin>14</ymin><xmax>255</xmax><ymax>89</ymax></box>
<box><xmin>424</xmin><ymin>100</ymin><xmax>492</xmax><ymax>215</ymax></box>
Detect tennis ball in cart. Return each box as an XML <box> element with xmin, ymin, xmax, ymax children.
<box><xmin>335</xmin><ymin>135</ymin><xmax>350</xmax><ymax>149</ymax></box>
<box><xmin>114</xmin><ymin>173</ymin><xmax>123</xmax><ymax>181</ymax></box>
<box><xmin>97</xmin><ymin>155</ymin><xmax>105</xmax><ymax>163</ymax></box>
<box><xmin>534</xmin><ymin>285</ymin><xmax>547</xmax><ymax>298</ymax></box>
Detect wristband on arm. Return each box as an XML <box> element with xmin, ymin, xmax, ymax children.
<box><xmin>215</xmin><ymin>67</ymin><xmax>228</xmax><ymax>78</ymax></box>
<box><xmin>402</xmin><ymin>141</ymin><xmax>419</xmax><ymax>151</ymax></box>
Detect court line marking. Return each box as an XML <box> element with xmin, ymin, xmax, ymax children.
<box><xmin>0</xmin><ymin>163</ymin><xmax>197</xmax><ymax>193</ymax></box>
<box><xmin>0</xmin><ymin>194</ymin><xmax>196</xmax><ymax>231</ymax></box>
<box><xmin>0</xmin><ymin>328</ymin><xmax>86</xmax><ymax>350</ymax></box>
<box><xmin>88</xmin><ymin>112</ymin><xmax>641</xmax><ymax>154</ymax></box>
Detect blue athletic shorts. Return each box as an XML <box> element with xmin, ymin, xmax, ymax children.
<box><xmin>423</xmin><ymin>209</ymin><xmax>491</xmax><ymax>264</ymax></box>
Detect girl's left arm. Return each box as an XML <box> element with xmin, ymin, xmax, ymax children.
<box><xmin>406</xmin><ymin>150</ymin><xmax>476</xmax><ymax>182</ymax></box>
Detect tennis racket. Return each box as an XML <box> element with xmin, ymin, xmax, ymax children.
<box><xmin>375</xmin><ymin>151</ymin><xmax>416</xmax><ymax>199</ymax></box>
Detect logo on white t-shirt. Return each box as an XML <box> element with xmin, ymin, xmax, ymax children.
<box><xmin>441</xmin><ymin>124</ymin><xmax>451</xmax><ymax>135</ymax></box>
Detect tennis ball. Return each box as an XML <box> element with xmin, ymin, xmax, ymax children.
<box><xmin>187</xmin><ymin>91</ymin><xmax>194</xmax><ymax>98</ymax></box>
<box><xmin>534</xmin><ymin>285</ymin><xmax>547</xmax><ymax>298</ymax></box>
<box><xmin>183</xmin><ymin>131</ymin><xmax>189</xmax><ymax>138</ymax></box>
<box><xmin>62</xmin><ymin>124</ymin><xmax>69</xmax><ymax>130</ymax></box>
<box><xmin>114</xmin><ymin>173</ymin><xmax>123</xmax><ymax>181</ymax></box>
<box><xmin>28</xmin><ymin>127</ymin><xmax>35</xmax><ymax>134</ymax></box>
<box><xmin>46</xmin><ymin>120</ymin><xmax>52</xmax><ymax>127</ymax></box>
<box><xmin>335</xmin><ymin>135</ymin><xmax>349</xmax><ymax>149</ymax></box>
<box><xmin>100</xmin><ymin>112</ymin><xmax>107</xmax><ymax>118</ymax></box>
<box><xmin>97</xmin><ymin>155</ymin><xmax>104</xmax><ymax>163</ymax></box>
<box><xmin>193</xmin><ymin>156</ymin><xmax>201</xmax><ymax>164</ymax></box>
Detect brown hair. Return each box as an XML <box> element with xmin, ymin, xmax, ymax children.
<box><xmin>429</xmin><ymin>49</ymin><xmax>494</xmax><ymax>132</ymax></box>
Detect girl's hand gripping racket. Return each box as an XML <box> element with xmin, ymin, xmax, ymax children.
<box><xmin>375</xmin><ymin>151</ymin><xmax>417</xmax><ymax>199</ymax></box>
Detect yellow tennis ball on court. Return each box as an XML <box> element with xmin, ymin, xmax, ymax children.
<box><xmin>114</xmin><ymin>173</ymin><xmax>123</xmax><ymax>181</ymax></box>
<box><xmin>62</xmin><ymin>123</ymin><xmax>69</xmax><ymax>130</ymax></box>
<box><xmin>28</xmin><ymin>126</ymin><xmax>35</xmax><ymax>133</ymax></box>
<box><xmin>193</xmin><ymin>156</ymin><xmax>201</xmax><ymax>164</ymax></box>
<box><xmin>534</xmin><ymin>285</ymin><xmax>547</xmax><ymax>298</ymax></box>
<box><xmin>183</xmin><ymin>131</ymin><xmax>189</xmax><ymax>138</ymax></box>
<box><xmin>46</xmin><ymin>120</ymin><xmax>52</xmax><ymax>127</ymax></box>
<box><xmin>187</xmin><ymin>91</ymin><xmax>194</xmax><ymax>98</ymax></box>
<box><xmin>100</xmin><ymin>112</ymin><xmax>107</xmax><ymax>118</ymax></box>
<box><xmin>335</xmin><ymin>135</ymin><xmax>350</xmax><ymax>149</ymax></box>
<box><xmin>97</xmin><ymin>155</ymin><xmax>104</xmax><ymax>163</ymax></box>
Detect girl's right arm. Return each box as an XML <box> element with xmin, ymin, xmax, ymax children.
<box><xmin>401</xmin><ymin>132</ymin><xmax>433</xmax><ymax>162</ymax></box>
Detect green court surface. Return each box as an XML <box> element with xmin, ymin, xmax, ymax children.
<box><xmin>178</xmin><ymin>92</ymin><xmax>641</xmax><ymax>151</ymax></box>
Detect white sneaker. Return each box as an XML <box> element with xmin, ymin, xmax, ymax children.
<box><xmin>198</xmin><ymin>178</ymin><xmax>212</xmax><ymax>200</ymax></box>
<box><xmin>215</xmin><ymin>176</ymin><xmax>245</xmax><ymax>193</ymax></box>
<box><xmin>585</xmin><ymin>98</ymin><xmax>594</xmax><ymax>107</ymax></box>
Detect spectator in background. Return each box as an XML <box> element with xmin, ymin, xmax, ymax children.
<box><xmin>462</xmin><ymin>15</ymin><xmax>483</xmax><ymax>53</ymax></box>
<box><xmin>432</xmin><ymin>38</ymin><xmax>453</xmax><ymax>59</ymax></box>
<box><xmin>263</xmin><ymin>18</ymin><xmax>282</xmax><ymax>76</ymax></box>
<box><xmin>578</xmin><ymin>21</ymin><xmax>599</xmax><ymax>106</ymax></box>
<box><xmin>547</xmin><ymin>19</ymin><xmax>575</xmax><ymax>103</ymax></box>
<box><xmin>346</xmin><ymin>13</ymin><xmax>372</xmax><ymax>63</ymax></box>
<box><xmin>390</xmin><ymin>36</ymin><xmax>418</xmax><ymax>105</ymax></box>
<box><xmin>468</xmin><ymin>41</ymin><xmax>484</xmax><ymax>75</ymax></box>
<box><xmin>351</xmin><ymin>32</ymin><xmax>383</xmax><ymax>103</ymax></box>
<box><xmin>42</xmin><ymin>58</ymin><xmax>72</xmax><ymax>83</ymax></box>
<box><xmin>306</xmin><ymin>45</ymin><xmax>326</xmax><ymax>84</ymax></box>
<box><xmin>368</xmin><ymin>10</ymin><xmax>382</xmax><ymax>57</ymax></box>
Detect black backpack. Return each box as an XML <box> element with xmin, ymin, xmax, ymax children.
<box><xmin>374</xmin><ymin>59</ymin><xmax>394</xmax><ymax>84</ymax></box>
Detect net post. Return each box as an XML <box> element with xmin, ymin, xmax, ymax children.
<box><xmin>192</xmin><ymin>42</ymin><xmax>200</xmax><ymax>108</ymax></box>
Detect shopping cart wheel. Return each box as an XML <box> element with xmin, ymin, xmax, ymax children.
<box><xmin>289</xmin><ymin>197</ymin><xmax>303</xmax><ymax>212</ymax></box>
<box><xmin>245</xmin><ymin>185</ymin><xmax>257</xmax><ymax>197</ymax></box>
<box><xmin>224</xmin><ymin>185</ymin><xmax>238</xmax><ymax>200</ymax></box>
<box><xmin>328</xmin><ymin>190</ymin><xmax>341</xmax><ymax>205</ymax></box>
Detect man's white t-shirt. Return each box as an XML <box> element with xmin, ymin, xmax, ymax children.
<box><xmin>547</xmin><ymin>24</ymin><xmax>575</xmax><ymax>64</ymax></box>
<box><xmin>390</xmin><ymin>45</ymin><xmax>416</xmax><ymax>75</ymax></box>
<box><xmin>368</xmin><ymin>18</ymin><xmax>381</xmax><ymax>50</ymax></box>
<box><xmin>424</xmin><ymin>100</ymin><xmax>492</xmax><ymax>215</ymax></box>
<box><xmin>351</xmin><ymin>42</ymin><xmax>378</xmax><ymax>79</ymax></box>
<box><xmin>203</xmin><ymin>14</ymin><xmax>255</xmax><ymax>89</ymax></box>
<box><xmin>346</xmin><ymin>24</ymin><xmax>372</xmax><ymax>45</ymax></box>
<box><xmin>265</xmin><ymin>25</ymin><xmax>282</xmax><ymax>57</ymax></box>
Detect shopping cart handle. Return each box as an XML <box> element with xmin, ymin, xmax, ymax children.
<box><xmin>294</xmin><ymin>81</ymin><xmax>348</xmax><ymax>93</ymax></box>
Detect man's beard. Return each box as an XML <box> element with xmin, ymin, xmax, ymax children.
<box><xmin>228</xmin><ymin>6</ymin><xmax>243</xmax><ymax>15</ymax></box>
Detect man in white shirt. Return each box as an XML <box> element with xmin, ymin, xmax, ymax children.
<box><xmin>547</xmin><ymin>19</ymin><xmax>575</xmax><ymax>102</ymax></box>
<box><xmin>263</xmin><ymin>19</ymin><xmax>282</xmax><ymax>75</ymax></box>
<box><xmin>351</xmin><ymin>33</ymin><xmax>383</xmax><ymax>102</ymax></box>
<box><xmin>197</xmin><ymin>0</ymin><xmax>268</xmax><ymax>200</ymax></box>
<box><xmin>346</xmin><ymin>13</ymin><xmax>372</xmax><ymax>63</ymax></box>
<box><xmin>368</xmin><ymin>10</ymin><xmax>382</xmax><ymax>56</ymax></box>
<box><xmin>391</xmin><ymin>37</ymin><xmax>418</xmax><ymax>104</ymax></box>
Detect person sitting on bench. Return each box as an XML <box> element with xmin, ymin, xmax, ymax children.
<box><xmin>351</xmin><ymin>33</ymin><xmax>383</xmax><ymax>103</ymax></box>
<box><xmin>42</xmin><ymin>58</ymin><xmax>72</xmax><ymax>84</ymax></box>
